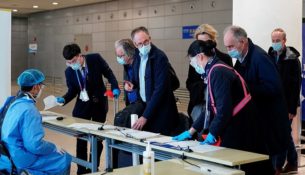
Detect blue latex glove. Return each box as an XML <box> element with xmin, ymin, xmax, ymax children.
<box><xmin>127</xmin><ymin>91</ymin><xmax>137</xmax><ymax>103</ymax></box>
<box><xmin>172</xmin><ymin>131</ymin><xmax>192</xmax><ymax>141</ymax></box>
<box><xmin>112</xmin><ymin>89</ymin><xmax>121</xmax><ymax>99</ymax></box>
<box><xmin>200</xmin><ymin>133</ymin><xmax>216</xmax><ymax>145</ymax></box>
<box><xmin>56</xmin><ymin>97</ymin><xmax>65</xmax><ymax>104</ymax></box>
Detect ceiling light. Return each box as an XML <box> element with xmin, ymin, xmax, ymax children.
<box><xmin>52</xmin><ymin>2</ymin><xmax>59</xmax><ymax>5</ymax></box>
<box><xmin>33</xmin><ymin>5</ymin><xmax>39</xmax><ymax>8</ymax></box>
<box><xmin>12</xmin><ymin>9</ymin><xmax>18</xmax><ymax>12</ymax></box>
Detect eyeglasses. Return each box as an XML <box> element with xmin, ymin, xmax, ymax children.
<box><xmin>134</xmin><ymin>39</ymin><xmax>150</xmax><ymax>48</ymax></box>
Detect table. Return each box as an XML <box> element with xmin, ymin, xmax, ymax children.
<box><xmin>85</xmin><ymin>159</ymin><xmax>245</xmax><ymax>175</ymax></box>
<box><xmin>41</xmin><ymin>111</ymin><xmax>100</xmax><ymax>172</ymax></box>
<box><xmin>42</xmin><ymin>111</ymin><xmax>268</xmax><ymax>173</ymax></box>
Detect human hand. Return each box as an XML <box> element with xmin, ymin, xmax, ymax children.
<box><xmin>112</xmin><ymin>89</ymin><xmax>121</xmax><ymax>99</ymax></box>
<box><xmin>124</xmin><ymin>81</ymin><xmax>134</xmax><ymax>92</ymax></box>
<box><xmin>132</xmin><ymin>116</ymin><xmax>147</xmax><ymax>130</ymax></box>
<box><xmin>200</xmin><ymin>133</ymin><xmax>216</xmax><ymax>145</ymax></box>
<box><xmin>172</xmin><ymin>131</ymin><xmax>192</xmax><ymax>141</ymax></box>
<box><xmin>56</xmin><ymin>97</ymin><xmax>65</xmax><ymax>104</ymax></box>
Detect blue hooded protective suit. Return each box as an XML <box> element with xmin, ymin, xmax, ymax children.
<box><xmin>0</xmin><ymin>94</ymin><xmax>71</xmax><ymax>175</ymax></box>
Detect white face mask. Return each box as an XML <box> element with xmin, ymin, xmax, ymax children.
<box><xmin>139</xmin><ymin>44</ymin><xmax>151</xmax><ymax>56</ymax></box>
<box><xmin>34</xmin><ymin>84</ymin><xmax>44</xmax><ymax>99</ymax></box>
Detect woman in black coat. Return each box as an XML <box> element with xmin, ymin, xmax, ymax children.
<box><xmin>186</xmin><ymin>24</ymin><xmax>232</xmax><ymax>121</ymax></box>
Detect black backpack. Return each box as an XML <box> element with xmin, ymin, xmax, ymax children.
<box><xmin>114</xmin><ymin>101</ymin><xmax>145</xmax><ymax>128</ymax></box>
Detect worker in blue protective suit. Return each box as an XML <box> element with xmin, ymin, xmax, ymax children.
<box><xmin>0</xmin><ymin>69</ymin><xmax>71</xmax><ymax>175</ymax></box>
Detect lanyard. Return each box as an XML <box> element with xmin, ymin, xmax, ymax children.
<box><xmin>75</xmin><ymin>66</ymin><xmax>88</xmax><ymax>91</ymax></box>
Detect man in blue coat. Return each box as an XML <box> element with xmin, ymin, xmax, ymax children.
<box><xmin>56</xmin><ymin>44</ymin><xmax>120</xmax><ymax>174</ymax></box>
<box><xmin>0</xmin><ymin>69</ymin><xmax>71</xmax><ymax>175</ymax></box>
<box><xmin>223</xmin><ymin>25</ymin><xmax>291</xmax><ymax>175</ymax></box>
<box><xmin>124</xmin><ymin>26</ymin><xmax>178</xmax><ymax>135</ymax></box>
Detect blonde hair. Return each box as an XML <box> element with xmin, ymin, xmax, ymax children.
<box><xmin>194</xmin><ymin>24</ymin><xmax>218</xmax><ymax>41</ymax></box>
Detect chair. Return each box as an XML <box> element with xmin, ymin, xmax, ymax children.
<box><xmin>0</xmin><ymin>141</ymin><xmax>29</xmax><ymax>175</ymax></box>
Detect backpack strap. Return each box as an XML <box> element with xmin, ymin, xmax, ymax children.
<box><xmin>207</xmin><ymin>64</ymin><xmax>251</xmax><ymax>116</ymax></box>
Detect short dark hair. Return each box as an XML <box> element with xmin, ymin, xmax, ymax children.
<box><xmin>187</xmin><ymin>40</ymin><xmax>216</xmax><ymax>57</ymax></box>
<box><xmin>21</xmin><ymin>86</ymin><xmax>34</xmax><ymax>92</ymax></box>
<box><xmin>63</xmin><ymin>43</ymin><xmax>81</xmax><ymax>60</ymax></box>
<box><xmin>131</xmin><ymin>26</ymin><xmax>150</xmax><ymax>40</ymax></box>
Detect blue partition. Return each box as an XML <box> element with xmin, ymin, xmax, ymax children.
<box><xmin>302</xmin><ymin>18</ymin><xmax>305</xmax><ymax>121</ymax></box>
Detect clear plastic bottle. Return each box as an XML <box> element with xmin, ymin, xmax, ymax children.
<box><xmin>143</xmin><ymin>141</ymin><xmax>155</xmax><ymax>175</ymax></box>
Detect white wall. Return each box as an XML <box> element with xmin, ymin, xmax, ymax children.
<box><xmin>0</xmin><ymin>9</ymin><xmax>11</xmax><ymax>104</ymax></box>
<box><xmin>233</xmin><ymin>0</ymin><xmax>302</xmax><ymax>54</ymax></box>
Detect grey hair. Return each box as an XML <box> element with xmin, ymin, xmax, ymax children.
<box><xmin>114</xmin><ymin>39</ymin><xmax>136</xmax><ymax>58</ymax></box>
<box><xmin>224</xmin><ymin>25</ymin><xmax>248</xmax><ymax>41</ymax></box>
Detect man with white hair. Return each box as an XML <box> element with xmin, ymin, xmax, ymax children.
<box><xmin>223</xmin><ymin>25</ymin><xmax>290</xmax><ymax>175</ymax></box>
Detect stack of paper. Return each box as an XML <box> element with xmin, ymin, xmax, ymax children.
<box><xmin>105</xmin><ymin>129</ymin><xmax>159</xmax><ymax>140</ymax></box>
<box><xmin>67</xmin><ymin>123</ymin><xmax>103</xmax><ymax>130</ymax></box>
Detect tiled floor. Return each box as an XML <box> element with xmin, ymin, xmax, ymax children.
<box><xmin>10</xmin><ymin>84</ymin><xmax>305</xmax><ymax>174</ymax></box>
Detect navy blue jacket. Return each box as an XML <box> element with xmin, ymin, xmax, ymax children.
<box><xmin>63</xmin><ymin>53</ymin><xmax>119</xmax><ymax>122</ymax></box>
<box><xmin>131</xmin><ymin>44</ymin><xmax>178</xmax><ymax>135</ymax></box>
<box><xmin>186</xmin><ymin>48</ymin><xmax>232</xmax><ymax>116</ymax></box>
<box><xmin>234</xmin><ymin>39</ymin><xmax>290</xmax><ymax>155</ymax></box>
<box><xmin>192</xmin><ymin>59</ymin><xmax>259</xmax><ymax>152</ymax></box>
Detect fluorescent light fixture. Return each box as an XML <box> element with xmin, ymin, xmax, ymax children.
<box><xmin>52</xmin><ymin>2</ymin><xmax>59</xmax><ymax>5</ymax></box>
<box><xmin>33</xmin><ymin>5</ymin><xmax>39</xmax><ymax>8</ymax></box>
<box><xmin>12</xmin><ymin>9</ymin><xmax>18</xmax><ymax>12</ymax></box>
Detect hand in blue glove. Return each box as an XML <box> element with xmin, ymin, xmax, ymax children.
<box><xmin>56</xmin><ymin>97</ymin><xmax>65</xmax><ymax>104</ymax></box>
<box><xmin>200</xmin><ymin>133</ymin><xmax>216</xmax><ymax>145</ymax></box>
<box><xmin>112</xmin><ymin>89</ymin><xmax>121</xmax><ymax>99</ymax></box>
<box><xmin>127</xmin><ymin>91</ymin><xmax>137</xmax><ymax>103</ymax></box>
<box><xmin>172</xmin><ymin>131</ymin><xmax>192</xmax><ymax>141</ymax></box>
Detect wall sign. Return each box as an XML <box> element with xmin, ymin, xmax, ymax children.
<box><xmin>28</xmin><ymin>43</ymin><xmax>37</xmax><ymax>53</ymax></box>
<box><xmin>182</xmin><ymin>25</ymin><xmax>198</xmax><ymax>39</ymax></box>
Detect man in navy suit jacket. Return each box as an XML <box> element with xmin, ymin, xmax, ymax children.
<box><xmin>124</xmin><ymin>26</ymin><xmax>178</xmax><ymax>136</ymax></box>
<box><xmin>57</xmin><ymin>43</ymin><xmax>120</xmax><ymax>174</ymax></box>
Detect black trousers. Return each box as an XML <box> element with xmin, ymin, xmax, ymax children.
<box><xmin>74</xmin><ymin>99</ymin><xmax>108</xmax><ymax>174</ymax></box>
<box><xmin>76</xmin><ymin>139</ymin><xmax>103</xmax><ymax>174</ymax></box>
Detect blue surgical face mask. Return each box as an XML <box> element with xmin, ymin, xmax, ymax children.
<box><xmin>116</xmin><ymin>56</ymin><xmax>126</xmax><ymax>65</ymax></box>
<box><xmin>228</xmin><ymin>49</ymin><xmax>243</xmax><ymax>62</ymax></box>
<box><xmin>139</xmin><ymin>44</ymin><xmax>151</xmax><ymax>56</ymax></box>
<box><xmin>70</xmin><ymin>61</ymin><xmax>81</xmax><ymax>70</ymax></box>
<box><xmin>195</xmin><ymin>64</ymin><xmax>205</xmax><ymax>75</ymax></box>
<box><xmin>189</xmin><ymin>55</ymin><xmax>205</xmax><ymax>75</ymax></box>
<box><xmin>272</xmin><ymin>42</ymin><xmax>282</xmax><ymax>52</ymax></box>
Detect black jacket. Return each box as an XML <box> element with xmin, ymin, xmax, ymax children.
<box><xmin>63</xmin><ymin>53</ymin><xmax>119</xmax><ymax>122</ymax></box>
<box><xmin>268</xmin><ymin>46</ymin><xmax>301</xmax><ymax>115</ymax></box>
<box><xmin>234</xmin><ymin>39</ymin><xmax>290</xmax><ymax>155</ymax></box>
<box><xmin>186</xmin><ymin>48</ymin><xmax>232</xmax><ymax>116</ymax></box>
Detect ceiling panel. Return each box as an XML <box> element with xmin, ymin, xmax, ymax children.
<box><xmin>0</xmin><ymin>0</ymin><xmax>111</xmax><ymax>16</ymax></box>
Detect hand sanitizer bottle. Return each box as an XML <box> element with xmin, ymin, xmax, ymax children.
<box><xmin>143</xmin><ymin>141</ymin><xmax>155</xmax><ymax>175</ymax></box>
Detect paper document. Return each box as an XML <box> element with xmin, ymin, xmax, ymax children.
<box><xmin>67</xmin><ymin>123</ymin><xmax>103</xmax><ymax>130</ymax></box>
<box><xmin>43</xmin><ymin>95</ymin><xmax>62</xmax><ymax>110</ymax></box>
<box><xmin>191</xmin><ymin>144</ymin><xmax>224</xmax><ymax>153</ymax></box>
<box><xmin>168</xmin><ymin>140</ymin><xmax>200</xmax><ymax>148</ymax></box>
<box><xmin>146</xmin><ymin>136</ymin><xmax>173</xmax><ymax>143</ymax></box>
<box><xmin>105</xmin><ymin>129</ymin><xmax>159</xmax><ymax>140</ymax></box>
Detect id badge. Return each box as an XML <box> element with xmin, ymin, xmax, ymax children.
<box><xmin>80</xmin><ymin>89</ymin><xmax>89</xmax><ymax>102</ymax></box>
